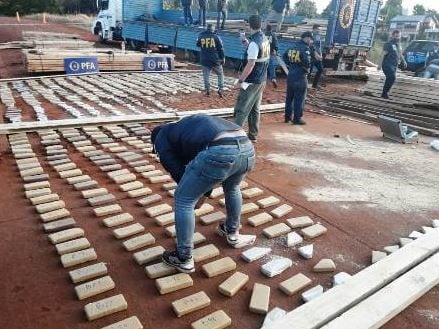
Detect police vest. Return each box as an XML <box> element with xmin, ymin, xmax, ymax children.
<box><xmin>244</xmin><ymin>31</ymin><xmax>270</xmax><ymax>84</ymax></box>
<box><xmin>285</xmin><ymin>40</ymin><xmax>311</xmax><ymax>80</ymax></box>
<box><xmin>198</xmin><ymin>31</ymin><xmax>222</xmax><ymax>67</ymax></box>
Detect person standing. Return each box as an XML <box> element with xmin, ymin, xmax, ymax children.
<box><xmin>378</xmin><ymin>30</ymin><xmax>407</xmax><ymax>99</ymax></box>
<box><xmin>152</xmin><ymin>115</ymin><xmax>256</xmax><ymax>273</ymax></box>
<box><xmin>311</xmin><ymin>24</ymin><xmax>324</xmax><ymax>89</ymax></box>
<box><xmin>181</xmin><ymin>0</ymin><xmax>193</xmax><ymax>26</ymax></box>
<box><xmin>198</xmin><ymin>0</ymin><xmax>207</xmax><ymax>27</ymax></box>
<box><xmin>196</xmin><ymin>24</ymin><xmax>226</xmax><ymax>97</ymax></box>
<box><xmin>265</xmin><ymin>0</ymin><xmax>290</xmax><ymax>32</ymax></box>
<box><xmin>217</xmin><ymin>0</ymin><xmax>228</xmax><ymax>30</ymax></box>
<box><xmin>283</xmin><ymin>31</ymin><xmax>312</xmax><ymax>124</ymax></box>
<box><xmin>234</xmin><ymin>14</ymin><xmax>271</xmax><ymax>143</ymax></box>
<box><xmin>265</xmin><ymin>24</ymin><xmax>279</xmax><ymax>88</ymax></box>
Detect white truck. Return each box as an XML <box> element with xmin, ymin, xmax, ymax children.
<box><xmin>92</xmin><ymin>0</ymin><xmax>123</xmax><ymax>42</ymax></box>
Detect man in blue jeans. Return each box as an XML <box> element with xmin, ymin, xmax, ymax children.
<box><xmin>196</xmin><ymin>24</ymin><xmax>225</xmax><ymax>97</ymax></box>
<box><xmin>152</xmin><ymin>115</ymin><xmax>256</xmax><ymax>273</ymax></box>
<box><xmin>181</xmin><ymin>0</ymin><xmax>193</xmax><ymax>26</ymax></box>
<box><xmin>378</xmin><ymin>30</ymin><xmax>407</xmax><ymax>99</ymax></box>
<box><xmin>265</xmin><ymin>24</ymin><xmax>279</xmax><ymax>88</ymax></box>
<box><xmin>198</xmin><ymin>0</ymin><xmax>207</xmax><ymax>27</ymax></box>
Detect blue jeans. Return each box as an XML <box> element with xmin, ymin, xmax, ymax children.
<box><xmin>198</xmin><ymin>6</ymin><xmax>206</xmax><ymax>26</ymax></box>
<box><xmin>202</xmin><ymin>65</ymin><xmax>224</xmax><ymax>92</ymax></box>
<box><xmin>183</xmin><ymin>6</ymin><xmax>193</xmax><ymax>25</ymax></box>
<box><xmin>174</xmin><ymin>140</ymin><xmax>256</xmax><ymax>259</ymax></box>
<box><xmin>382</xmin><ymin>65</ymin><xmax>396</xmax><ymax>96</ymax></box>
<box><xmin>285</xmin><ymin>77</ymin><xmax>307</xmax><ymax>122</ymax></box>
<box><xmin>312</xmin><ymin>60</ymin><xmax>323</xmax><ymax>88</ymax></box>
<box><xmin>217</xmin><ymin>9</ymin><xmax>227</xmax><ymax>29</ymax></box>
<box><xmin>267</xmin><ymin>54</ymin><xmax>278</xmax><ymax>80</ymax></box>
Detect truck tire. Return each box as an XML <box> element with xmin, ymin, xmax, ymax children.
<box><xmin>94</xmin><ymin>23</ymin><xmax>106</xmax><ymax>43</ymax></box>
<box><xmin>128</xmin><ymin>39</ymin><xmax>143</xmax><ymax>51</ymax></box>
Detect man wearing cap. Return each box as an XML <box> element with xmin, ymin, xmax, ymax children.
<box><xmin>283</xmin><ymin>31</ymin><xmax>312</xmax><ymax>124</ymax></box>
<box><xmin>196</xmin><ymin>24</ymin><xmax>225</xmax><ymax>97</ymax></box>
<box><xmin>151</xmin><ymin>115</ymin><xmax>256</xmax><ymax>273</ymax></box>
<box><xmin>234</xmin><ymin>14</ymin><xmax>271</xmax><ymax>143</ymax></box>
<box><xmin>311</xmin><ymin>24</ymin><xmax>324</xmax><ymax>89</ymax></box>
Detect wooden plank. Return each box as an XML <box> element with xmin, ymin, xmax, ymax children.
<box><xmin>268</xmin><ymin>230</ymin><xmax>439</xmax><ymax>329</ymax></box>
<box><xmin>321</xmin><ymin>252</ymin><xmax>439</xmax><ymax>329</ymax></box>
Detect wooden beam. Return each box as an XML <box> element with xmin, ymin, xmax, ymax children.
<box><xmin>0</xmin><ymin>104</ymin><xmax>285</xmax><ymax>135</ymax></box>
<box><xmin>321</xmin><ymin>251</ymin><xmax>439</xmax><ymax>329</ymax></box>
<box><xmin>268</xmin><ymin>230</ymin><xmax>439</xmax><ymax>329</ymax></box>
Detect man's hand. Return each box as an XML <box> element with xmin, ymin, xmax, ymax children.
<box><xmin>195</xmin><ymin>196</ymin><xmax>207</xmax><ymax>209</ymax></box>
<box><xmin>401</xmin><ymin>60</ymin><xmax>407</xmax><ymax>70</ymax></box>
<box><xmin>221</xmin><ymin>58</ymin><xmax>226</xmax><ymax>65</ymax></box>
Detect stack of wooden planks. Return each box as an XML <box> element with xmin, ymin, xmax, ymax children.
<box><xmin>24</xmin><ymin>49</ymin><xmax>175</xmax><ymax>73</ymax></box>
<box><xmin>282</xmin><ymin>18</ymin><xmax>327</xmax><ymax>38</ymax></box>
<box><xmin>310</xmin><ymin>73</ymin><xmax>439</xmax><ymax>137</ymax></box>
<box><xmin>268</xmin><ymin>230</ymin><xmax>439</xmax><ymax>329</ymax></box>
<box><xmin>22</xmin><ymin>31</ymin><xmax>82</xmax><ymax>40</ymax></box>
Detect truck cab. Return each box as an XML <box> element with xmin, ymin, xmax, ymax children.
<box><xmin>92</xmin><ymin>0</ymin><xmax>123</xmax><ymax>41</ymax></box>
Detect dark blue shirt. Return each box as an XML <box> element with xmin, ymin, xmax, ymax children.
<box><xmin>272</xmin><ymin>0</ymin><xmax>289</xmax><ymax>13</ymax></box>
<box><xmin>313</xmin><ymin>32</ymin><xmax>322</xmax><ymax>55</ymax></box>
<box><xmin>244</xmin><ymin>31</ymin><xmax>270</xmax><ymax>84</ymax></box>
<box><xmin>283</xmin><ymin>40</ymin><xmax>311</xmax><ymax>81</ymax></box>
<box><xmin>199</xmin><ymin>0</ymin><xmax>207</xmax><ymax>7</ymax></box>
<box><xmin>197</xmin><ymin>30</ymin><xmax>225</xmax><ymax>68</ymax></box>
<box><xmin>265</xmin><ymin>30</ymin><xmax>279</xmax><ymax>52</ymax></box>
<box><xmin>383</xmin><ymin>40</ymin><xmax>401</xmax><ymax>69</ymax></box>
<box><xmin>154</xmin><ymin>115</ymin><xmax>242</xmax><ymax>183</ymax></box>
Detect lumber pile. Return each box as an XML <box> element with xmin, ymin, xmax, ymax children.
<box><xmin>268</xmin><ymin>229</ymin><xmax>439</xmax><ymax>329</ymax></box>
<box><xmin>22</xmin><ymin>31</ymin><xmax>82</xmax><ymax>40</ymax></box>
<box><xmin>310</xmin><ymin>73</ymin><xmax>439</xmax><ymax>137</ymax></box>
<box><xmin>24</xmin><ymin>49</ymin><xmax>175</xmax><ymax>73</ymax></box>
<box><xmin>282</xmin><ymin>18</ymin><xmax>327</xmax><ymax>38</ymax></box>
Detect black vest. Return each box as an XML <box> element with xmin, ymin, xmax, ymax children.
<box><xmin>244</xmin><ymin>31</ymin><xmax>270</xmax><ymax>84</ymax></box>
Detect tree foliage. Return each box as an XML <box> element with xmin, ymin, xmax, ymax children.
<box><xmin>413</xmin><ymin>4</ymin><xmax>426</xmax><ymax>16</ymax></box>
<box><xmin>294</xmin><ymin>0</ymin><xmax>318</xmax><ymax>18</ymax></box>
<box><xmin>0</xmin><ymin>0</ymin><xmax>58</xmax><ymax>15</ymax></box>
<box><xmin>320</xmin><ymin>2</ymin><xmax>332</xmax><ymax>18</ymax></box>
<box><xmin>380</xmin><ymin>0</ymin><xmax>402</xmax><ymax>24</ymax></box>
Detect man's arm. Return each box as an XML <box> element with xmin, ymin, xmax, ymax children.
<box><xmin>196</xmin><ymin>36</ymin><xmax>201</xmax><ymax>47</ymax></box>
<box><xmin>301</xmin><ymin>47</ymin><xmax>311</xmax><ymax>73</ymax></box>
<box><xmin>156</xmin><ymin>148</ymin><xmax>186</xmax><ymax>183</ymax></box>
<box><xmin>272</xmin><ymin>33</ymin><xmax>279</xmax><ymax>52</ymax></box>
<box><xmin>216</xmin><ymin>36</ymin><xmax>225</xmax><ymax>63</ymax></box>
<box><xmin>239</xmin><ymin>59</ymin><xmax>256</xmax><ymax>82</ymax></box>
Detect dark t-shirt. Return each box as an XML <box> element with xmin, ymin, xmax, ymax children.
<box><xmin>383</xmin><ymin>40</ymin><xmax>401</xmax><ymax>68</ymax></box>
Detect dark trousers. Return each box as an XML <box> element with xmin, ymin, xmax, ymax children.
<box><xmin>285</xmin><ymin>79</ymin><xmax>307</xmax><ymax>122</ymax></box>
<box><xmin>382</xmin><ymin>65</ymin><xmax>396</xmax><ymax>96</ymax></box>
<box><xmin>183</xmin><ymin>5</ymin><xmax>193</xmax><ymax>25</ymax></box>
<box><xmin>312</xmin><ymin>60</ymin><xmax>323</xmax><ymax>88</ymax></box>
<box><xmin>198</xmin><ymin>6</ymin><xmax>206</xmax><ymax>26</ymax></box>
<box><xmin>217</xmin><ymin>9</ymin><xmax>227</xmax><ymax>29</ymax></box>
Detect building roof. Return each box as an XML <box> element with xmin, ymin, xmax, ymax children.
<box><xmin>391</xmin><ymin>15</ymin><xmax>427</xmax><ymax>23</ymax></box>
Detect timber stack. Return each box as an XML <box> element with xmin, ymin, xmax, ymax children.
<box><xmin>310</xmin><ymin>73</ymin><xmax>439</xmax><ymax>137</ymax></box>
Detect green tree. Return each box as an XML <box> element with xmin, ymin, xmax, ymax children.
<box><xmin>294</xmin><ymin>0</ymin><xmax>318</xmax><ymax>18</ymax></box>
<box><xmin>228</xmin><ymin>0</ymin><xmax>271</xmax><ymax>14</ymax></box>
<box><xmin>320</xmin><ymin>2</ymin><xmax>331</xmax><ymax>18</ymax></box>
<box><xmin>0</xmin><ymin>0</ymin><xmax>58</xmax><ymax>16</ymax></box>
<box><xmin>380</xmin><ymin>0</ymin><xmax>402</xmax><ymax>24</ymax></box>
<box><xmin>413</xmin><ymin>4</ymin><xmax>426</xmax><ymax>15</ymax></box>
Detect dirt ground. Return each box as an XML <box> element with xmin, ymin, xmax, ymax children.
<box><xmin>0</xmin><ymin>16</ymin><xmax>438</xmax><ymax>329</ymax></box>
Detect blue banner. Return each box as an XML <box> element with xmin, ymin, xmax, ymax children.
<box><xmin>143</xmin><ymin>57</ymin><xmax>171</xmax><ymax>71</ymax></box>
<box><xmin>64</xmin><ymin>57</ymin><xmax>99</xmax><ymax>75</ymax></box>
<box><xmin>333</xmin><ymin>0</ymin><xmax>357</xmax><ymax>46</ymax></box>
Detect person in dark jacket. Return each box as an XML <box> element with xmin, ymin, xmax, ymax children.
<box><xmin>198</xmin><ymin>0</ymin><xmax>207</xmax><ymax>27</ymax></box>
<box><xmin>181</xmin><ymin>0</ymin><xmax>193</xmax><ymax>26</ymax></box>
<box><xmin>217</xmin><ymin>0</ymin><xmax>228</xmax><ymax>30</ymax></box>
<box><xmin>265</xmin><ymin>24</ymin><xmax>279</xmax><ymax>87</ymax></box>
<box><xmin>152</xmin><ymin>115</ymin><xmax>256</xmax><ymax>273</ymax></box>
<box><xmin>283</xmin><ymin>31</ymin><xmax>312</xmax><ymax>125</ymax></box>
<box><xmin>196</xmin><ymin>24</ymin><xmax>226</xmax><ymax>97</ymax></box>
<box><xmin>378</xmin><ymin>30</ymin><xmax>407</xmax><ymax>99</ymax></box>
<box><xmin>265</xmin><ymin>0</ymin><xmax>290</xmax><ymax>32</ymax></box>
<box><xmin>311</xmin><ymin>24</ymin><xmax>324</xmax><ymax>89</ymax></box>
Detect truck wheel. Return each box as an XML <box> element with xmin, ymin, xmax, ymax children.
<box><xmin>128</xmin><ymin>39</ymin><xmax>143</xmax><ymax>51</ymax></box>
<box><xmin>94</xmin><ymin>23</ymin><xmax>106</xmax><ymax>43</ymax></box>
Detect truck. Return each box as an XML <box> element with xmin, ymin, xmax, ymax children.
<box><xmin>93</xmin><ymin>0</ymin><xmax>381</xmax><ymax>73</ymax></box>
